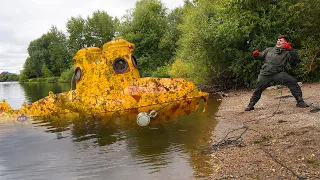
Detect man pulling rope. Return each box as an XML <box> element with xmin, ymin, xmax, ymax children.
<box><xmin>245</xmin><ymin>35</ymin><xmax>309</xmax><ymax>111</ymax></box>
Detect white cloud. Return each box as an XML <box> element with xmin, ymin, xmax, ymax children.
<box><xmin>0</xmin><ymin>0</ymin><xmax>184</xmax><ymax>74</ymax></box>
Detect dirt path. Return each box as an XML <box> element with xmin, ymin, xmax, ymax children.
<box><xmin>206</xmin><ymin>83</ymin><xmax>320</xmax><ymax>179</ymax></box>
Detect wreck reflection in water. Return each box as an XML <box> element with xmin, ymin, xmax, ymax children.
<box><xmin>0</xmin><ymin>82</ymin><xmax>220</xmax><ymax>179</ymax></box>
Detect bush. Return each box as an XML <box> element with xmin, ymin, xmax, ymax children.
<box><xmin>0</xmin><ymin>75</ymin><xmax>8</xmax><ymax>82</ymax></box>
<box><xmin>0</xmin><ymin>74</ymin><xmax>19</xmax><ymax>82</ymax></box>
<box><xmin>28</xmin><ymin>78</ymin><xmax>38</xmax><ymax>83</ymax></box>
<box><xmin>46</xmin><ymin>77</ymin><xmax>59</xmax><ymax>83</ymax></box>
<box><xmin>59</xmin><ymin>67</ymin><xmax>74</xmax><ymax>83</ymax></box>
<box><xmin>41</xmin><ymin>64</ymin><xmax>54</xmax><ymax>77</ymax></box>
<box><xmin>169</xmin><ymin>58</ymin><xmax>209</xmax><ymax>84</ymax></box>
<box><xmin>37</xmin><ymin>78</ymin><xmax>46</xmax><ymax>83</ymax></box>
<box><xmin>151</xmin><ymin>64</ymin><xmax>171</xmax><ymax>78</ymax></box>
<box><xmin>7</xmin><ymin>74</ymin><xmax>19</xmax><ymax>81</ymax></box>
<box><xmin>19</xmin><ymin>73</ymin><xmax>28</xmax><ymax>82</ymax></box>
<box><xmin>27</xmin><ymin>78</ymin><xmax>46</xmax><ymax>83</ymax></box>
<box><xmin>294</xmin><ymin>38</ymin><xmax>320</xmax><ymax>82</ymax></box>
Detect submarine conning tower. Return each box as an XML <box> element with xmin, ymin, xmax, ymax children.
<box><xmin>72</xmin><ymin>39</ymin><xmax>141</xmax><ymax>98</ymax></box>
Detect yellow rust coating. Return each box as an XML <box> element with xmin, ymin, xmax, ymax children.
<box><xmin>0</xmin><ymin>100</ymin><xmax>13</xmax><ymax>113</ymax></box>
<box><xmin>0</xmin><ymin>39</ymin><xmax>209</xmax><ymax>126</ymax></box>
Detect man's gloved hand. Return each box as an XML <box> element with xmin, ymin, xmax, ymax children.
<box><xmin>252</xmin><ymin>50</ymin><xmax>260</xmax><ymax>56</ymax></box>
<box><xmin>283</xmin><ymin>42</ymin><xmax>291</xmax><ymax>50</ymax></box>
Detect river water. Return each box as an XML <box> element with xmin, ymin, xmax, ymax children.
<box><xmin>0</xmin><ymin>82</ymin><xmax>220</xmax><ymax>180</ymax></box>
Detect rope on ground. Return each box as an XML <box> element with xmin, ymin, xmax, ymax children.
<box><xmin>310</xmin><ymin>105</ymin><xmax>320</xmax><ymax>113</ymax></box>
<box><xmin>260</xmin><ymin>146</ymin><xmax>307</xmax><ymax>180</ymax></box>
<box><xmin>210</xmin><ymin>125</ymin><xmax>248</xmax><ymax>150</ymax></box>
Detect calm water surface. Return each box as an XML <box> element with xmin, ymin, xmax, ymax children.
<box><xmin>0</xmin><ymin>82</ymin><xmax>220</xmax><ymax>180</ymax></box>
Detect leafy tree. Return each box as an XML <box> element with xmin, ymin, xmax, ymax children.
<box><xmin>159</xmin><ymin>7</ymin><xmax>184</xmax><ymax>57</ymax></box>
<box><xmin>8</xmin><ymin>74</ymin><xmax>19</xmax><ymax>81</ymax></box>
<box><xmin>47</xmin><ymin>26</ymin><xmax>72</xmax><ymax>76</ymax></box>
<box><xmin>0</xmin><ymin>74</ymin><xmax>19</xmax><ymax>82</ymax></box>
<box><xmin>23</xmin><ymin>57</ymin><xmax>40</xmax><ymax>78</ymax></box>
<box><xmin>152</xmin><ymin>6</ymin><xmax>185</xmax><ymax>77</ymax></box>
<box><xmin>84</xmin><ymin>10</ymin><xmax>115</xmax><ymax>47</ymax></box>
<box><xmin>19</xmin><ymin>73</ymin><xmax>28</xmax><ymax>82</ymax></box>
<box><xmin>41</xmin><ymin>64</ymin><xmax>53</xmax><ymax>77</ymax></box>
<box><xmin>0</xmin><ymin>75</ymin><xmax>8</xmax><ymax>82</ymax></box>
<box><xmin>23</xmin><ymin>26</ymin><xmax>71</xmax><ymax>79</ymax></box>
<box><xmin>174</xmin><ymin>0</ymin><xmax>219</xmax><ymax>84</ymax></box>
<box><xmin>66</xmin><ymin>16</ymin><xmax>86</xmax><ymax>55</ymax></box>
<box><xmin>67</xmin><ymin>10</ymin><xmax>116</xmax><ymax>52</ymax></box>
<box><xmin>118</xmin><ymin>0</ymin><xmax>170</xmax><ymax>77</ymax></box>
<box><xmin>25</xmin><ymin>36</ymin><xmax>50</xmax><ymax>78</ymax></box>
<box><xmin>292</xmin><ymin>0</ymin><xmax>320</xmax><ymax>81</ymax></box>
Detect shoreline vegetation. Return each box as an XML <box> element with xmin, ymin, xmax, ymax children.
<box><xmin>0</xmin><ymin>73</ymin><xmax>19</xmax><ymax>82</ymax></box>
<box><xmin>21</xmin><ymin>77</ymin><xmax>63</xmax><ymax>83</ymax></box>
<box><xmin>18</xmin><ymin>67</ymin><xmax>74</xmax><ymax>84</ymax></box>
<box><xmin>17</xmin><ymin>0</ymin><xmax>320</xmax><ymax>89</ymax></box>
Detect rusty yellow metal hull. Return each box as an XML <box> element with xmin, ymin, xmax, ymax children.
<box><xmin>0</xmin><ymin>39</ymin><xmax>209</xmax><ymax>126</ymax></box>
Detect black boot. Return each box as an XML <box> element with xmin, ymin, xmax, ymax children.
<box><xmin>295</xmin><ymin>97</ymin><xmax>309</xmax><ymax>108</ymax></box>
<box><xmin>245</xmin><ymin>102</ymin><xmax>255</xmax><ymax>111</ymax></box>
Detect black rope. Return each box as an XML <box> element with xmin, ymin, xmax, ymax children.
<box><xmin>248</xmin><ymin>127</ymin><xmax>307</xmax><ymax>180</ymax></box>
<box><xmin>310</xmin><ymin>105</ymin><xmax>320</xmax><ymax>113</ymax></box>
<box><xmin>210</xmin><ymin>125</ymin><xmax>248</xmax><ymax>150</ymax></box>
<box><xmin>260</xmin><ymin>147</ymin><xmax>307</xmax><ymax>180</ymax></box>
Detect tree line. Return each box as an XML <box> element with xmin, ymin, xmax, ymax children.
<box><xmin>21</xmin><ymin>0</ymin><xmax>320</xmax><ymax>88</ymax></box>
<box><xmin>0</xmin><ymin>73</ymin><xmax>19</xmax><ymax>82</ymax></box>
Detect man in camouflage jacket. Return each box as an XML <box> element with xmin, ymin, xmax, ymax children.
<box><xmin>245</xmin><ymin>35</ymin><xmax>309</xmax><ymax>111</ymax></box>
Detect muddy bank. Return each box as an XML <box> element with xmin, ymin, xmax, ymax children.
<box><xmin>206</xmin><ymin>83</ymin><xmax>320</xmax><ymax>179</ymax></box>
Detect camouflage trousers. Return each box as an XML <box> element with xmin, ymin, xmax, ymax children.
<box><xmin>249</xmin><ymin>72</ymin><xmax>302</xmax><ymax>105</ymax></box>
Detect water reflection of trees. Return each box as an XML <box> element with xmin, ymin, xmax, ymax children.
<box><xmin>33</xmin><ymin>95</ymin><xmax>220</xmax><ymax>177</ymax></box>
<box><xmin>20</xmin><ymin>83</ymin><xmax>71</xmax><ymax>103</ymax></box>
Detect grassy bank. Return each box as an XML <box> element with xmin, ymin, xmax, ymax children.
<box><xmin>21</xmin><ymin>77</ymin><xmax>70</xmax><ymax>83</ymax></box>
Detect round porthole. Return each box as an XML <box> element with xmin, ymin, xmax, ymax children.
<box><xmin>74</xmin><ymin>67</ymin><xmax>82</xmax><ymax>81</ymax></box>
<box><xmin>131</xmin><ymin>55</ymin><xmax>138</xmax><ymax>69</ymax></box>
<box><xmin>112</xmin><ymin>58</ymin><xmax>128</xmax><ymax>73</ymax></box>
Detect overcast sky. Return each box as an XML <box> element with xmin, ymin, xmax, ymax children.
<box><xmin>0</xmin><ymin>0</ymin><xmax>184</xmax><ymax>74</ymax></box>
